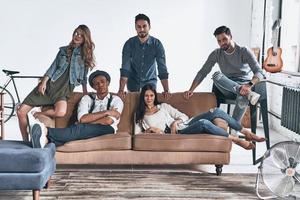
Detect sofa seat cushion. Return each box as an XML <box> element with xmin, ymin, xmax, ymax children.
<box><xmin>56</xmin><ymin>132</ymin><xmax>132</xmax><ymax>152</ymax></box>
<box><xmin>0</xmin><ymin>140</ymin><xmax>56</xmax><ymax>173</ymax></box>
<box><xmin>133</xmin><ymin>133</ymin><xmax>232</xmax><ymax>152</ymax></box>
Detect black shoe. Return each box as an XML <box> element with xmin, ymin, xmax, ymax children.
<box><xmin>31</xmin><ymin>124</ymin><xmax>42</xmax><ymax>148</ymax></box>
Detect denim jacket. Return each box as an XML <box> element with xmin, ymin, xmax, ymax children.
<box><xmin>45</xmin><ymin>46</ymin><xmax>88</xmax><ymax>86</ymax></box>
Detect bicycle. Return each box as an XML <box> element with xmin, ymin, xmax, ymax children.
<box><xmin>0</xmin><ymin>69</ymin><xmax>42</xmax><ymax>123</ymax></box>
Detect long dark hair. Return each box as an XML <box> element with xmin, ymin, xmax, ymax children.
<box><xmin>135</xmin><ymin>84</ymin><xmax>160</xmax><ymax>123</ymax></box>
<box><xmin>67</xmin><ymin>24</ymin><xmax>96</xmax><ymax>69</ymax></box>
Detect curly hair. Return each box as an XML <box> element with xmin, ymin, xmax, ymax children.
<box><xmin>67</xmin><ymin>24</ymin><xmax>96</xmax><ymax>69</ymax></box>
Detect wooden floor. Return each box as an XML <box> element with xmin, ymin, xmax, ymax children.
<box><xmin>0</xmin><ymin>169</ymin><xmax>298</xmax><ymax>200</ymax></box>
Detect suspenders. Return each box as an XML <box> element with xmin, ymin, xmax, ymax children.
<box><xmin>88</xmin><ymin>93</ymin><xmax>113</xmax><ymax>113</ymax></box>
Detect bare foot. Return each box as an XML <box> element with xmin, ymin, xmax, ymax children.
<box><xmin>229</xmin><ymin>135</ymin><xmax>255</xmax><ymax>150</ymax></box>
<box><xmin>241</xmin><ymin>128</ymin><xmax>265</xmax><ymax>142</ymax></box>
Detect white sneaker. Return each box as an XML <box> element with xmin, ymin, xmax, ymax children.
<box><xmin>30</xmin><ymin>107</ymin><xmax>42</xmax><ymax>115</ymax></box>
<box><xmin>247</xmin><ymin>91</ymin><xmax>260</xmax><ymax>105</ymax></box>
<box><xmin>31</xmin><ymin>122</ymin><xmax>48</xmax><ymax>148</ymax></box>
<box><xmin>27</xmin><ymin>111</ymin><xmax>40</xmax><ymax>136</ymax></box>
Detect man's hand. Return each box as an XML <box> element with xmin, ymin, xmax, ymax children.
<box><xmin>239</xmin><ymin>84</ymin><xmax>252</xmax><ymax>96</ymax></box>
<box><xmin>106</xmin><ymin>107</ymin><xmax>121</xmax><ymax>119</ymax></box>
<box><xmin>162</xmin><ymin>91</ymin><xmax>172</xmax><ymax>100</ymax></box>
<box><xmin>117</xmin><ymin>90</ymin><xmax>127</xmax><ymax>100</ymax></box>
<box><xmin>183</xmin><ymin>90</ymin><xmax>193</xmax><ymax>100</ymax></box>
<box><xmin>146</xmin><ymin>127</ymin><xmax>164</xmax><ymax>134</ymax></box>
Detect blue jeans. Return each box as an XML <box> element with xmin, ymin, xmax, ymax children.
<box><xmin>179</xmin><ymin>108</ymin><xmax>242</xmax><ymax>137</ymax></box>
<box><xmin>212</xmin><ymin>71</ymin><xmax>249</xmax><ymax>122</ymax></box>
<box><xmin>47</xmin><ymin>124</ymin><xmax>114</xmax><ymax>146</ymax></box>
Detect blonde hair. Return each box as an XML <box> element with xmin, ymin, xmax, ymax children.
<box><xmin>67</xmin><ymin>24</ymin><xmax>96</xmax><ymax>69</ymax></box>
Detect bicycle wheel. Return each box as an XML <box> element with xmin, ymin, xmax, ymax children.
<box><xmin>0</xmin><ymin>86</ymin><xmax>15</xmax><ymax>123</ymax></box>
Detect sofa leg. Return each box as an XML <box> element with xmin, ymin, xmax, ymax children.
<box><xmin>215</xmin><ymin>164</ymin><xmax>223</xmax><ymax>176</ymax></box>
<box><xmin>33</xmin><ymin>189</ymin><xmax>40</xmax><ymax>200</ymax></box>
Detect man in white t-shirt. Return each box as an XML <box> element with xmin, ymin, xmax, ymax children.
<box><xmin>29</xmin><ymin>70</ymin><xmax>124</xmax><ymax>148</ymax></box>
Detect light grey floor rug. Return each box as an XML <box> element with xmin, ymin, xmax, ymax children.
<box><xmin>0</xmin><ymin>170</ymin><xmax>299</xmax><ymax>200</ymax></box>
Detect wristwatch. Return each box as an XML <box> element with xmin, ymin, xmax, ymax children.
<box><xmin>248</xmin><ymin>81</ymin><xmax>254</xmax><ymax>86</ymax></box>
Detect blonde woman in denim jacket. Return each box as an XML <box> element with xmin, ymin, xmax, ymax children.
<box><xmin>17</xmin><ymin>24</ymin><xmax>95</xmax><ymax>141</ymax></box>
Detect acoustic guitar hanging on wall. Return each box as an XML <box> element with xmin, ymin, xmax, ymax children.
<box><xmin>263</xmin><ymin>19</ymin><xmax>283</xmax><ymax>73</ymax></box>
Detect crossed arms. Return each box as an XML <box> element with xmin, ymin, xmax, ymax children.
<box><xmin>77</xmin><ymin>95</ymin><xmax>123</xmax><ymax>125</ymax></box>
<box><xmin>79</xmin><ymin>109</ymin><xmax>121</xmax><ymax>125</ymax></box>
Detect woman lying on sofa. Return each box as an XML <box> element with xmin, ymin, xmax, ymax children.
<box><xmin>134</xmin><ymin>84</ymin><xmax>265</xmax><ymax>150</ymax></box>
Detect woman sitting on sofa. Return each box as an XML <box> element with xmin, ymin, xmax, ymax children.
<box><xmin>134</xmin><ymin>84</ymin><xmax>265</xmax><ymax>150</ymax></box>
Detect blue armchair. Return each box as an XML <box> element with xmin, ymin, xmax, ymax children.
<box><xmin>0</xmin><ymin>140</ymin><xmax>56</xmax><ymax>200</ymax></box>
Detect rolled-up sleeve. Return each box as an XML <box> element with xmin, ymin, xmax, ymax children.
<box><xmin>244</xmin><ymin>48</ymin><xmax>265</xmax><ymax>80</ymax></box>
<box><xmin>107</xmin><ymin>95</ymin><xmax>124</xmax><ymax>122</ymax></box>
<box><xmin>110</xmin><ymin>96</ymin><xmax>124</xmax><ymax>114</ymax></box>
<box><xmin>120</xmin><ymin>40</ymin><xmax>132</xmax><ymax>77</ymax></box>
<box><xmin>156</xmin><ymin>40</ymin><xmax>169</xmax><ymax>80</ymax></box>
<box><xmin>77</xmin><ymin>95</ymin><xmax>93</xmax><ymax>121</ymax></box>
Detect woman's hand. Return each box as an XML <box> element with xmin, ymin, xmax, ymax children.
<box><xmin>170</xmin><ymin>119</ymin><xmax>182</xmax><ymax>134</ymax></box>
<box><xmin>145</xmin><ymin>127</ymin><xmax>164</xmax><ymax>134</ymax></box>
<box><xmin>38</xmin><ymin>76</ymin><xmax>49</xmax><ymax>95</ymax></box>
<box><xmin>38</xmin><ymin>81</ymin><xmax>47</xmax><ymax>95</ymax></box>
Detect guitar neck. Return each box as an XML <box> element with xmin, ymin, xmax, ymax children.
<box><xmin>271</xmin><ymin>29</ymin><xmax>279</xmax><ymax>53</ymax></box>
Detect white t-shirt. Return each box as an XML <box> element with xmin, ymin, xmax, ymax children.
<box><xmin>134</xmin><ymin>103</ymin><xmax>189</xmax><ymax>134</ymax></box>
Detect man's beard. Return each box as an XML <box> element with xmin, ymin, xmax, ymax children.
<box><xmin>221</xmin><ymin>45</ymin><xmax>229</xmax><ymax>51</ymax></box>
<box><xmin>138</xmin><ymin>32</ymin><xmax>148</xmax><ymax>38</ymax></box>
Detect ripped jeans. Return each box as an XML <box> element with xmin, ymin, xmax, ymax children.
<box><xmin>179</xmin><ymin>108</ymin><xmax>242</xmax><ymax>137</ymax></box>
<box><xmin>212</xmin><ymin>71</ymin><xmax>249</xmax><ymax>122</ymax></box>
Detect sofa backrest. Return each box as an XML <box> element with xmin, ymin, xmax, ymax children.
<box><xmin>55</xmin><ymin>92</ymin><xmax>217</xmax><ymax>134</ymax></box>
<box><xmin>157</xmin><ymin>92</ymin><xmax>217</xmax><ymax>118</ymax></box>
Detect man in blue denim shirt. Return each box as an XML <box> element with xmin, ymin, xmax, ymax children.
<box><xmin>118</xmin><ymin>14</ymin><xmax>171</xmax><ymax>99</ymax></box>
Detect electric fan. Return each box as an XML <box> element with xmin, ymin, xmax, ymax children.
<box><xmin>256</xmin><ymin>141</ymin><xmax>300</xmax><ymax>199</ymax></box>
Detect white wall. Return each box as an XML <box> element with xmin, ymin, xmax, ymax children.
<box><xmin>0</xmin><ymin>0</ymin><xmax>252</xmax><ymax>100</ymax></box>
<box><xmin>250</xmin><ymin>0</ymin><xmax>300</xmax><ymax>141</ymax></box>
<box><xmin>281</xmin><ymin>0</ymin><xmax>300</xmax><ymax>72</ymax></box>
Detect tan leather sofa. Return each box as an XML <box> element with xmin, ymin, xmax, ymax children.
<box><xmin>49</xmin><ymin>92</ymin><xmax>232</xmax><ymax>175</ymax></box>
